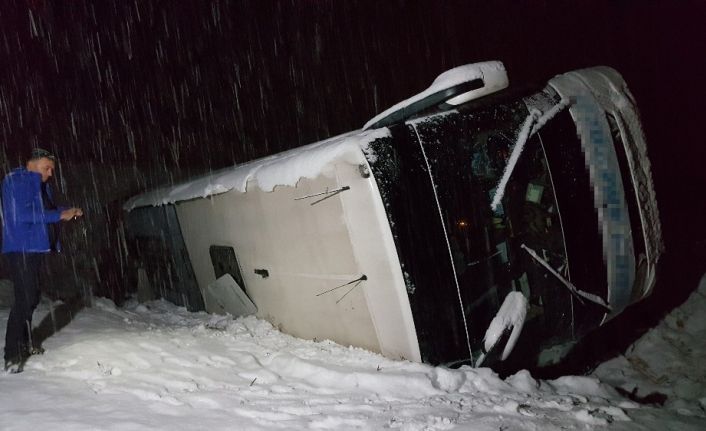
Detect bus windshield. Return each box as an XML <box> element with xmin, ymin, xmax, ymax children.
<box><xmin>411</xmin><ymin>101</ymin><xmax>573</xmax><ymax>359</ymax></box>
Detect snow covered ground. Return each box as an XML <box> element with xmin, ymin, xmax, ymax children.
<box><xmin>1</xmin><ymin>277</ymin><xmax>705</xmax><ymax>430</ymax></box>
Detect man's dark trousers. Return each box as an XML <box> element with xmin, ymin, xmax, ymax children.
<box><xmin>4</xmin><ymin>252</ymin><xmax>42</xmax><ymax>361</ymax></box>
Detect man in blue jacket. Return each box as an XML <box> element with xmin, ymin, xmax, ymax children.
<box><xmin>2</xmin><ymin>148</ymin><xmax>83</xmax><ymax>372</ymax></box>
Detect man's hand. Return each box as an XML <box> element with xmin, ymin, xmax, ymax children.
<box><xmin>60</xmin><ymin>207</ymin><xmax>83</xmax><ymax>221</ymax></box>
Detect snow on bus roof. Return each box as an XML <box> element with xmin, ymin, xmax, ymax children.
<box><xmin>123</xmin><ymin>128</ymin><xmax>390</xmax><ymax>211</ymax></box>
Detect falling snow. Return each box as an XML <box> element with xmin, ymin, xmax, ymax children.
<box><xmin>0</xmin><ymin>1</ymin><xmax>704</xmax><ymax>429</ymax></box>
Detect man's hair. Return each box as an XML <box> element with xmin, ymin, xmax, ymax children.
<box><xmin>29</xmin><ymin>148</ymin><xmax>56</xmax><ymax>162</ymax></box>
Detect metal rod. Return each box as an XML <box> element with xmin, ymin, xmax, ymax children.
<box><xmin>315</xmin><ymin>274</ymin><xmax>367</xmax><ymax>297</ymax></box>
<box><xmin>294</xmin><ymin>186</ymin><xmax>350</xmax><ymax>201</ymax></box>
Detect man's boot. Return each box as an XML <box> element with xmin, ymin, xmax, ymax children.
<box><xmin>3</xmin><ymin>357</ymin><xmax>23</xmax><ymax>374</ymax></box>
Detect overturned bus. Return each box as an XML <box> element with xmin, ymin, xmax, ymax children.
<box><xmin>123</xmin><ymin>61</ymin><xmax>662</xmax><ymax>369</ymax></box>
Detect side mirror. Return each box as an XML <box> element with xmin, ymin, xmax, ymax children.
<box><xmin>475</xmin><ymin>291</ymin><xmax>528</xmax><ymax>367</ymax></box>
<box><xmin>363</xmin><ymin>61</ymin><xmax>509</xmax><ymax>130</ymax></box>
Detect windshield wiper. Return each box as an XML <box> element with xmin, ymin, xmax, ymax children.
<box><xmin>521</xmin><ymin>243</ymin><xmax>612</xmax><ymax>312</ymax></box>
<box><xmin>490</xmin><ymin>98</ymin><xmax>570</xmax><ymax>211</ymax></box>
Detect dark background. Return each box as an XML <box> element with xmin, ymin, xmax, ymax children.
<box><xmin>1</xmin><ymin>0</ymin><xmax>705</xmax><ymax>372</ymax></box>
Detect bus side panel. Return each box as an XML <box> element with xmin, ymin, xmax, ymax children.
<box><xmin>174</xmin><ymin>169</ymin><xmax>382</xmax><ymax>354</ymax></box>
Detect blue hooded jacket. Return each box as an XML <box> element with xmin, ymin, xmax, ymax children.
<box><xmin>1</xmin><ymin>167</ymin><xmax>64</xmax><ymax>253</ymax></box>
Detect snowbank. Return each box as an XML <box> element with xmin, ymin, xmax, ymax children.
<box><xmin>2</xmin><ymin>280</ymin><xmax>705</xmax><ymax>430</ymax></box>
<box><xmin>593</xmin><ymin>273</ymin><xmax>706</xmax><ymax>417</ymax></box>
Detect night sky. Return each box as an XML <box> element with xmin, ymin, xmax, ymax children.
<box><xmin>1</xmin><ymin>0</ymin><xmax>705</xmax><ymax>340</ymax></box>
